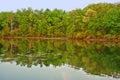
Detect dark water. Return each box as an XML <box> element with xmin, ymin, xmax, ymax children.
<box><xmin>0</xmin><ymin>39</ymin><xmax>120</xmax><ymax>80</ymax></box>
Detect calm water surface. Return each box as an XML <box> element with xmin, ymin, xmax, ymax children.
<box><xmin>0</xmin><ymin>39</ymin><xmax>120</xmax><ymax>80</ymax></box>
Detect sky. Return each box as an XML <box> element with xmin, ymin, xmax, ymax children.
<box><xmin>0</xmin><ymin>0</ymin><xmax>120</xmax><ymax>12</ymax></box>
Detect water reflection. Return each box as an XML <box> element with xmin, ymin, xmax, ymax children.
<box><xmin>0</xmin><ymin>39</ymin><xmax>120</xmax><ymax>79</ymax></box>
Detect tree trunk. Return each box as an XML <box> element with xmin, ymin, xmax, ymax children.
<box><xmin>10</xmin><ymin>19</ymin><xmax>13</xmax><ymax>31</ymax></box>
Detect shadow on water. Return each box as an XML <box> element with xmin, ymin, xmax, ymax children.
<box><xmin>0</xmin><ymin>39</ymin><xmax>120</xmax><ymax>78</ymax></box>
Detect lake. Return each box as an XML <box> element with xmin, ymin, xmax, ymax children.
<box><xmin>0</xmin><ymin>39</ymin><xmax>120</xmax><ymax>80</ymax></box>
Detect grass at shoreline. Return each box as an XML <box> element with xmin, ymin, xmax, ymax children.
<box><xmin>1</xmin><ymin>36</ymin><xmax>120</xmax><ymax>42</ymax></box>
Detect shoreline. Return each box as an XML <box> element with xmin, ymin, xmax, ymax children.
<box><xmin>1</xmin><ymin>36</ymin><xmax>120</xmax><ymax>42</ymax></box>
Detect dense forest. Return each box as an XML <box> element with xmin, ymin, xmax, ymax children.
<box><xmin>0</xmin><ymin>39</ymin><xmax>120</xmax><ymax>78</ymax></box>
<box><xmin>0</xmin><ymin>3</ymin><xmax>120</xmax><ymax>39</ymax></box>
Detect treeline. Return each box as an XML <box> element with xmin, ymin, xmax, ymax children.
<box><xmin>0</xmin><ymin>3</ymin><xmax>120</xmax><ymax>39</ymax></box>
<box><xmin>0</xmin><ymin>40</ymin><xmax>120</xmax><ymax>78</ymax></box>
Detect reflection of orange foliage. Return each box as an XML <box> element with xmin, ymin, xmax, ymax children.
<box><xmin>9</xmin><ymin>44</ymin><xmax>13</xmax><ymax>58</ymax></box>
<box><xmin>82</xmin><ymin>57</ymin><xmax>89</xmax><ymax>63</ymax></box>
<box><xmin>28</xmin><ymin>40</ymin><xmax>32</xmax><ymax>51</ymax></box>
<box><xmin>82</xmin><ymin>57</ymin><xmax>97</xmax><ymax>72</ymax></box>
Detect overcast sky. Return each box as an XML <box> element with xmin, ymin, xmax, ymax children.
<box><xmin>0</xmin><ymin>0</ymin><xmax>119</xmax><ymax>12</ymax></box>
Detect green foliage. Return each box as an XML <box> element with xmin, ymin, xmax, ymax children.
<box><xmin>0</xmin><ymin>3</ymin><xmax>120</xmax><ymax>38</ymax></box>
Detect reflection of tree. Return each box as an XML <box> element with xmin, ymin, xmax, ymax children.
<box><xmin>0</xmin><ymin>39</ymin><xmax>120</xmax><ymax>78</ymax></box>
